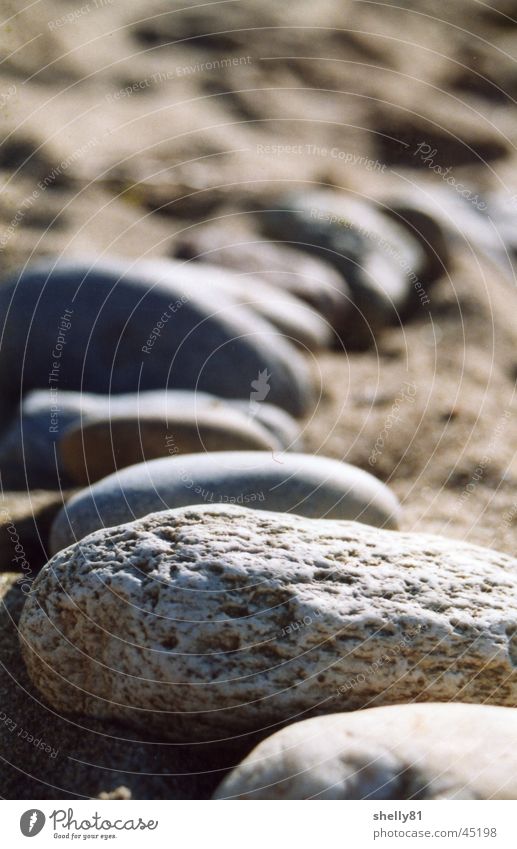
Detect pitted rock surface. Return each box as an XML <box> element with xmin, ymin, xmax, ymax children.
<box><xmin>21</xmin><ymin>505</ymin><xmax>517</xmax><ymax>743</ymax></box>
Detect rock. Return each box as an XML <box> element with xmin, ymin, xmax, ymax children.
<box><xmin>97</xmin><ymin>786</ymin><xmax>132</xmax><ymax>800</ymax></box>
<box><xmin>259</xmin><ymin>192</ymin><xmax>426</xmax><ymax>346</ymax></box>
<box><xmin>473</xmin><ymin>190</ymin><xmax>517</xmax><ymax>280</ymax></box>
<box><xmin>59</xmin><ymin>407</ymin><xmax>284</xmax><ymax>486</ymax></box>
<box><xmin>172</xmin><ymin>219</ymin><xmax>351</xmax><ymax>334</ymax></box>
<box><xmin>381</xmin><ymin>185</ymin><xmax>513</xmax><ymax>286</ymax></box>
<box><xmin>24</xmin><ymin>505</ymin><xmax>517</xmax><ymax>744</ymax></box>
<box><xmin>0</xmin><ymin>573</ymin><xmax>235</xmax><ymax>799</ymax></box>
<box><xmin>144</xmin><ymin>257</ymin><xmax>332</xmax><ymax>350</ymax></box>
<box><xmin>213</xmin><ymin>703</ymin><xmax>517</xmax><ymax>799</ymax></box>
<box><xmin>0</xmin><ymin>256</ymin><xmax>313</xmax><ymax>422</ymax></box>
<box><xmin>0</xmin><ymin>388</ymin><xmax>302</xmax><ymax>490</ymax></box>
<box><xmin>229</xmin><ymin>400</ymin><xmax>303</xmax><ymax>451</ymax></box>
<box><xmin>199</xmin><ymin>268</ymin><xmax>333</xmax><ymax>351</ymax></box>
<box><xmin>0</xmin><ymin>390</ymin><xmax>104</xmax><ymax>490</ymax></box>
<box><xmin>379</xmin><ymin>190</ymin><xmax>451</xmax><ymax>287</ymax></box>
<box><xmin>480</xmin><ymin>191</ymin><xmax>517</xmax><ymax>254</ymax></box>
<box><xmin>49</xmin><ymin>453</ymin><xmax>401</xmax><ymax>552</ymax></box>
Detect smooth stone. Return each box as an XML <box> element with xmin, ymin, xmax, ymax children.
<box><xmin>59</xmin><ymin>408</ymin><xmax>284</xmax><ymax>486</ymax></box>
<box><xmin>228</xmin><ymin>400</ymin><xmax>303</xmax><ymax>451</ymax></box>
<box><xmin>260</xmin><ymin>192</ymin><xmax>426</xmax><ymax>346</ymax></box>
<box><xmin>381</xmin><ymin>185</ymin><xmax>512</xmax><ymax>285</ymax></box>
<box><xmin>23</xmin><ymin>505</ymin><xmax>517</xmax><ymax>743</ymax></box>
<box><xmin>143</xmin><ymin>258</ymin><xmax>332</xmax><ymax>350</ymax></box>
<box><xmin>49</xmin><ymin>452</ymin><xmax>401</xmax><ymax>552</ymax></box>
<box><xmin>379</xmin><ymin>189</ymin><xmax>451</xmax><ymax>285</ymax></box>
<box><xmin>0</xmin><ymin>256</ymin><xmax>313</xmax><ymax>420</ymax></box>
<box><xmin>197</xmin><ymin>268</ymin><xmax>333</xmax><ymax>351</ymax></box>
<box><xmin>214</xmin><ymin>703</ymin><xmax>517</xmax><ymax>799</ymax></box>
<box><xmin>0</xmin><ymin>388</ymin><xmax>303</xmax><ymax>490</ymax></box>
<box><xmin>473</xmin><ymin>190</ymin><xmax>517</xmax><ymax>279</ymax></box>
<box><xmin>480</xmin><ymin>191</ymin><xmax>517</xmax><ymax>253</ymax></box>
<box><xmin>172</xmin><ymin>221</ymin><xmax>351</xmax><ymax>334</ymax></box>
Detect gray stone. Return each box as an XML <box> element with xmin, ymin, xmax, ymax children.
<box><xmin>49</xmin><ymin>452</ymin><xmax>401</xmax><ymax>552</ymax></box>
<box><xmin>379</xmin><ymin>189</ymin><xmax>451</xmax><ymax>286</ymax></box>
<box><xmin>214</xmin><ymin>703</ymin><xmax>517</xmax><ymax>799</ymax></box>
<box><xmin>197</xmin><ymin>267</ymin><xmax>333</xmax><ymax>350</ymax></box>
<box><xmin>260</xmin><ymin>192</ymin><xmax>426</xmax><ymax>346</ymax></box>
<box><xmin>228</xmin><ymin>400</ymin><xmax>303</xmax><ymax>451</ymax></box>
<box><xmin>0</xmin><ymin>388</ymin><xmax>302</xmax><ymax>490</ymax></box>
<box><xmin>59</xmin><ymin>407</ymin><xmax>283</xmax><ymax>486</ymax></box>
<box><xmin>22</xmin><ymin>506</ymin><xmax>517</xmax><ymax>744</ymax></box>
<box><xmin>380</xmin><ymin>185</ymin><xmax>512</xmax><ymax>288</ymax></box>
<box><xmin>172</xmin><ymin>220</ymin><xmax>351</xmax><ymax>334</ymax></box>
<box><xmin>463</xmin><ymin>189</ymin><xmax>517</xmax><ymax>284</ymax></box>
<box><xmin>0</xmin><ymin>256</ymin><xmax>313</xmax><ymax>422</ymax></box>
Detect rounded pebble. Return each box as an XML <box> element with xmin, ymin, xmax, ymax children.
<box><xmin>214</xmin><ymin>703</ymin><xmax>517</xmax><ymax>799</ymax></box>
<box><xmin>49</xmin><ymin>452</ymin><xmax>401</xmax><ymax>552</ymax></box>
<box><xmin>0</xmin><ymin>257</ymin><xmax>313</xmax><ymax>419</ymax></box>
<box><xmin>59</xmin><ymin>407</ymin><xmax>283</xmax><ymax>486</ymax></box>
<box><xmin>0</xmin><ymin>388</ymin><xmax>302</xmax><ymax>489</ymax></box>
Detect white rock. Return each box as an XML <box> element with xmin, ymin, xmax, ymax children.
<box><xmin>21</xmin><ymin>506</ymin><xmax>517</xmax><ymax>744</ymax></box>
<box><xmin>214</xmin><ymin>703</ymin><xmax>517</xmax><ymax>799</ymax></box>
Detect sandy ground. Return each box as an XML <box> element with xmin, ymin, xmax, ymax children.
<box><xmin>1</xmin><ymin>0</ymin><xmax>517</xmax><ymax>798</ymax></box>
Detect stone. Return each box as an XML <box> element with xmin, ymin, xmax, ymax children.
<box><xmin>172</xmin><ymin>219</ymin><xmax>351</xmax><ymax>334</ymax></box>
<box><xmin>144</xmin><ymin>257</ymin><xmax>332</xmax><ymax>350</ymax></box>
<box><xmin>198</xmin><ymin>268</ymin><xmax>333</xmax><ymax>351</ymax></box>
<box><xmin>97</xmin><ymin>786</ymin><xmax>132</xmax><ymax>800</ymax></box>
<box><xmin>259</xmin><ymin>191</ymin><xmax>426</xmax><ymax>347</ymax></box>
<box><xmin>0</xmin><ymin>256</ymin><xmax>313</xmax><ymax>422</ymax></box>
<box><xmin>379</xmin><ymin>189</ymin><xmax>451</xmax><ymax>286</ymax></box>
<box><xmin>471</xmin><ymin>190</ymin><xmax>517</xmax><ymax>282</ymax></box>
<box><xmin>23</xmin><ymin>505</ymin><xmax>517</xmax><ymax>744</ymax></box>
<box><xmin>0</xmin><ymin>390</ymin><xmax>104</xmax><ymax>490</ymax></box>
<box><xmin>0</xmin><ymin>388</ymin><xmax>303</xmax><ymax>490</ymax></box>
<box><xmin>380</xmin><ymin>185</ymin><xmax>512</xmax><ymax>287</ymax></box>
<box><xmin>213</xmin><ymin>703</ymin><xmax>517</xmax><ymax>799</ymax></box>
<box><xmin>228</xmin><ymin>400</ymin><xmax>303</xmax><ymax>451</ymax></box>
<box><xmin>59</xmin><ymin>407</ymin><xmax>284</xmax><ymax>486</ymax></box>
<box><xmin>480</xmin><ymin>191</ymin><xmax>517</xmax><ymax>254</ymax></box>
<box><xmin>49</xmin><ymin>452</ymin><xmax>401</xmax><ymax>552</ymax></box>
<box><xmin>0</xmin><ymin>572</ymin><xmax>235</xmax><ymax>799</ymax></box>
